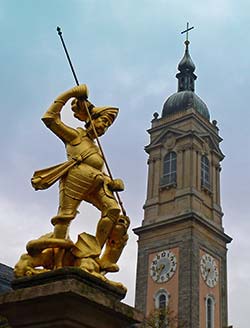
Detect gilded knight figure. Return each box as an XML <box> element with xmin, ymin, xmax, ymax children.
<box><xmin>14</xmin><ymin>85</ymin><xmax>129</xmax><ymax>287</ymax></box>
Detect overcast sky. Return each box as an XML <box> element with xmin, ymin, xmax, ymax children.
<box><xmin>0</xmin><ymin>1</ymin><xmax>249</xmax><ymax>327</ymax></box>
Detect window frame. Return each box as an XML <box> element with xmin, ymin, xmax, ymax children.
<box><xmin>154</xmin><ymin>289</ymin><xmax>169</xmax><ymax>309</ymax></box>
<box><xmin>160</xmin><ymin>152</ymin><xmax>177</xmax><ymax>187</ymax></box>
<box><xmin>205</xmin><ymin>295</ymin><xmax>215</xmax><ymax>328</ymax></box>
<box><xmin>154</xmin><ymin>289</ymin><xmax>170</xmax><ymax>328</ymax></box>
<box><xmin>201</xmin><ymin>155</ymin><xmax>210</xmax><ymax>190</ymax></box>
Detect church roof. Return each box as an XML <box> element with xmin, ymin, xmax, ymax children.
<box><xmin>0</xmin><ymin>263</ymin><xmax>13</xmax><ymax>294</ymax></box>
<box><xmin>162</xmin><ymin>90</ymin><xmax>210</xmax><ymax>120</ymax></box>
<box><xmin>162</xmin><ymin>40</ymin><xmax>210</xmax><ymax>121</ymax></box>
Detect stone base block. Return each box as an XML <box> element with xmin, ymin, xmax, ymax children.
<box><xmin>0</xmin><ymin>268</ymin><xmax>143</xmax><ymax>328</ymax></box>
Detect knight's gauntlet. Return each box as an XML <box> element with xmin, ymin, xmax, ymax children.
<box><xmin>108</xmin><ymin>179</ymin><xmax>125</xmax><ymax>192</ymax></box>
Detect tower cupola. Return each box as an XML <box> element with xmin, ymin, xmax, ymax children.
<box><xmin>162</xmin><ymin>39</ymin><xmax>210</xmax><ymax>120</ymax></box>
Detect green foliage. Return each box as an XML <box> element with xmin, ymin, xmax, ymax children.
<box><xmin>141</xmin><ymin>307</ymin><xmax>186</xmax><ymax>328</ymax></box>
<box><xmin>0</xmin><ymin>316</ymin><xmax>10</xmax><ymax>328</ymax></box>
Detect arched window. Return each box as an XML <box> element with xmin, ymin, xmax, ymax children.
<box><xmin>154</xmin><ymin>289</ymin><xmax>169</xmax><ymax>309</ymax></box>
<box><xmin>154</xmin><ymin>289</ymin><xmax>169</xmax><ymax>328</ymax></box>
<box><xmin>161</xmin><ymin>152</ymin><xmax>177</xmax><ymax>186</ymax></box>
<box><xmin>159</xmin><ymin>294</ymin><xmax>167</xmax><ymax>309</ymax></box>
<box><xmin>201</xmin><ymin>155</ymin><xmax>210</xmax><ymax>189</ymax></box>
<box><xmin>206</xmin><ymin>296</ymin><xmax>215</xmax><ymax>328</ymax></box>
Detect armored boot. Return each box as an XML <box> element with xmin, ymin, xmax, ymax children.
<box><xmin>95</xmin><ymin>208</ymin><xmax>120</xmax><ymax>248</ymax></box>
<box><xmin>98</xmin><ymin>215</ymin><xmax>130</xmax><ymax>273</ymax></box>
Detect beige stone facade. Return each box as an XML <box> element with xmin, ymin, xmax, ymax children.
<box><xmin>134</xmin><ymin>106</ymin><xmax>232</xmax><ymax>328</ymax></box>
<box><xmin>143</xmin><ymin>108</ymin><xmax>224</xmax><ymax>229</ymax></box>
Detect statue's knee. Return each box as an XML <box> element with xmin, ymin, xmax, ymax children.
<box><xmin>117</xmin><ymin>215</ymin><xmax>130</xmax><ymax>228</ymax></box>
<box><xmin>106</xmin><ymin>207</ymin><xmax>120</xmax><ymax>222</ymax></box>
<box><xmin>98</xmin><ymin>216</ymin><xmax>114</xmax><ymax>230</ymax></box>
<box><xmin>109</xmin><ymin>215</ymin><xmax>130</xmax><ymax>241</ymax></box>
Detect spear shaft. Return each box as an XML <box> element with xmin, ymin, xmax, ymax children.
<box><xmin>56</xmin><ymin>26</ymin><xmax>126</xmax><ymax>216</ymax></box>
<box><xmin>57</xmin><ymin>27</ymin><xmax>79</xmax><ymax>86</ymax></box>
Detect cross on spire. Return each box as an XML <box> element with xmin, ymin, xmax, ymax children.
<box><xmin>181</xmin><ymin>22</ymin><xmax>194</xmax><ymax>42</ymax></box>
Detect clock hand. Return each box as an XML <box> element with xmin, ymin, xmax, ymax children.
<box><xmin>156</xmin><ymin>264</ymin><xmax>166</xmax><ymax>280</ymax></box>
<box><xmin>206</xmin><ymin>267</ymin><xmax>211</xmax><ymax>281</ymax></box>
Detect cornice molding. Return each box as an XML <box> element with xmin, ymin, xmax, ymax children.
<box><xmin>133</xmin><ymin>212</ymin><xmax>232</xmax><ymax>244</ymax></box>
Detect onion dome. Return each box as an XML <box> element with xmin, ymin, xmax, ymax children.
<box><xmin>162</xmin><ymin>40</ymin><xmax>210</xmax><ymax>120</ymax></box>
<box><xmin>178</xmin><ymin>40</ymin><xmax>196</xmax><ymax>74</ymax></box>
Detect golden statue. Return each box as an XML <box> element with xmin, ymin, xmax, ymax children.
<box><xmin>15</xmin><ymin>85</ymin><xmax>129</xmax><ymax>289</ymax></box>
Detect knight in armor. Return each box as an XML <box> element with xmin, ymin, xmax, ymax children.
<box><xmin>31</xmin><ymin>84</ymin><xmax>129</xmax><ymax>273</ymax></box>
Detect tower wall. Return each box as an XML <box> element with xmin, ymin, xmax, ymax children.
<box><xmin>134</xmin><ymin>101</ymin><xmax>231</xmax><ymax>328</ymax></box>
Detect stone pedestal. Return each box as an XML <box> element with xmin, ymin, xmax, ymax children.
<box><xmin>0</xmin><ymin>268</ymin><xmax>143</xmax><ymax>328</ymax></box>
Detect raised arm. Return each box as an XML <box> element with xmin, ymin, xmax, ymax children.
<box><xmin>42</xmin><ymin>85</ymin><xmax>89</xmax><ymax>143</ymax></box>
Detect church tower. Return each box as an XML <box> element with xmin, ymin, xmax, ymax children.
<box><xmin>134</xmin><ymin>36</ymin><xmax>232</xmax><ymax>328</ymax></box>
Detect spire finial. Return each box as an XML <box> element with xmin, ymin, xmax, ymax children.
<box><xmin>176</xmin><ymin>23</ymin><xmax>197</xmax><ymax>92</ymax></box>
<box><xmin>181</xmin><ymin>22</ymin><xmax>194</xmax><ymax>44</ymax></box>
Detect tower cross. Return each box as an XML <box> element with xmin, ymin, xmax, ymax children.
<box><xmin>181</xmin><ymin>22</ymin><xmax>194</xmax><ymax>42</ymax></box>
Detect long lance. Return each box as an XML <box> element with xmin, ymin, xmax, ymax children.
<box><xmin>56</xmin><ymin>26</ymin><xmax>126</xmax><ymax>216</ymax></box>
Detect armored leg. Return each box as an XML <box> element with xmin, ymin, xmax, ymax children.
<box><xmin>96</xmin><ymin>208</ymin><xmax>120</xmax><ymax>248</ymax></box>
<box><xmin>51</xmin><ymin>186</ymin><xmax>81</xmax><ymax>239</ymax></box>
<box><xmin>99</xmin><ymin>215</ymin><xmax>130</xmax><ymax>272</ymax></box>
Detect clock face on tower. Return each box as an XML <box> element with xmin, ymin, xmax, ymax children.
<box><xmin>150</xmin><ymin>250</ymin><xmax>177</xmax><ymax>283</ymax></box>
<box><xmin>200</xmin><ymin>253</ymin><xmax>219</xmax><ymax>288</ymax></box>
